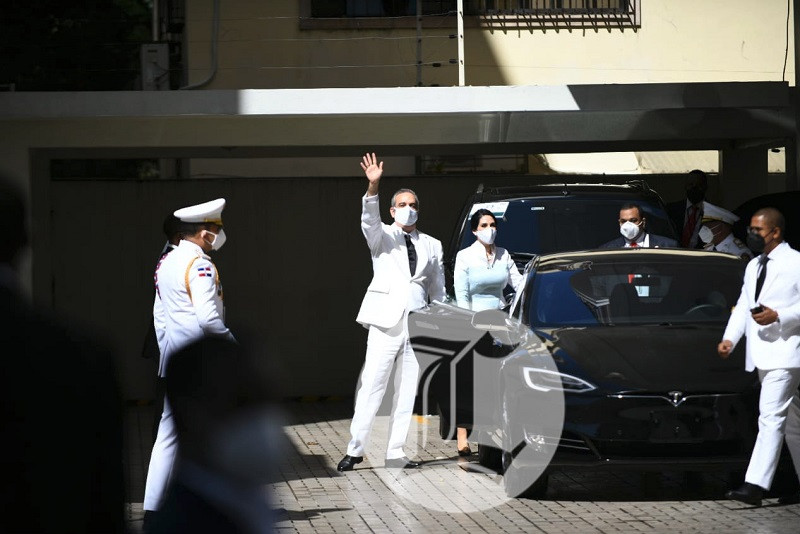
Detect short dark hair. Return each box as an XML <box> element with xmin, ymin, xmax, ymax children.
<box><xmin>174</xmin><ymin>221</ymin><xmax>218</xmax><ymax>241</ymax></box>
<box><xmin>754</xmin><ymin>207</ymin><xmax>786</xmax><ymax>234</ymax></box>
<box><xmin>619</xmin><ymin>203</ymin><xmax>644</xmax><ymax>219</ymax></box>
<box><xmin>162</xmin><ymin>214</ymin><xmax>182</xmax><ymax>241</ymax></box>
<box><xmin>470</xmin><ymin>208</ymin><xmax>496</xmax><ymax>231</ymax></box>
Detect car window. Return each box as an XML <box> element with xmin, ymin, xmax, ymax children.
<box><xmin>524</xmin><ymin>258</ymin><xmax>743</xmax><ymax>327</ymax></box>
<box><xmin>460</xmin><ymin>197</ymin><xmax>674</xmax><ymax>257</ymax></box>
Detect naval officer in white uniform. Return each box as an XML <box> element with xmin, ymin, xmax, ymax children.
<box><xmin>698</xmin><ymin>202</ymin><xmax>752</xmax><ymax>261</ymax></box>
<box><xmin>337</xmin><ymin>153</ymin><xmax>446</xmax><ymax>471</ymax></box>
<box><xmin>144</xmin><ymin>198</ymin><xmax>235</xmax><ymax>522</ymax></box>
<box><xmin>719</xmin><ymin>207</ymin><xmax>800</xmax><ymax>506</ymax></box>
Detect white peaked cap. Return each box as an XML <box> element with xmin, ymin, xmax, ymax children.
<box><xmin>701</xmin><ymin>201</ymin><xmax>738</xmax><ymax>225</ymax></box>
<box><xmin>174</xmin><ymin>198</ymin><xmax>226</xmax><ymax>225</ymax></box>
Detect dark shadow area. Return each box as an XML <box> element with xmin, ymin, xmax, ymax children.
<box><xmin>274</xmin><ymin>507</ymin><xmax>354</xmax><ymax>521</ymax></box>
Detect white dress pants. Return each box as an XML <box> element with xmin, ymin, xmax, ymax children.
<box><xmin>143</xmin><ymin>397</ymin><xmax>178</xmax><ymax>511</ymax></box>
<box><xmin>347</xmin><ymin>321</ymin><xmax>419</xmax><ymax>460</ymax></box>
<box><xmin>745</xmin><ymin>367</ymin><xmax>800</xmax><ymax>490</ymax></box>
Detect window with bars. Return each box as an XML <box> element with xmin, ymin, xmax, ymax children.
<box><xmin>303</xmin><ymin>0</ymin><xmax>639</xmax><ymax>30</ymax></box>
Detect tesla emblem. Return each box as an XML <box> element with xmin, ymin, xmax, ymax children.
<box><xmin>668</xmin><ymin>391</ymin><xmax>684</xmax><ymax>407</ymax></box>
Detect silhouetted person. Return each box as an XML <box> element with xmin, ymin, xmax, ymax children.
<box><xmin>147</xmin><ymin>337</ymin><xmax>281</xmax><ymax>534</ymax></box>
<box><xmin>667</xmin><ymin>169</ymin><xmax>708</xmax><ymax>248</ymax></box>
<box><xmin>0</xmin><ymin>178</ymin><xmax>124</xmax><ymax>533</ymax></box>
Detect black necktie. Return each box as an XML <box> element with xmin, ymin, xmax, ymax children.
<box><xmin>404</xmin><ymin>233</ymin><xmax>417</xmax><ymax>276</ymax></box>
<box><xmin>755</xmin><ymin>255</ymin><xmax>769</xmax><ymax>301</ymax></box>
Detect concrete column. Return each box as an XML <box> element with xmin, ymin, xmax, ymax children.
<box><xmin>719</xmin><ymin>147</ymin><xmax>768</xmax><ymax>209</ymax></box>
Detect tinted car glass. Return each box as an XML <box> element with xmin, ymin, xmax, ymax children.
<box><xmin>524</xmin><ymin>257</ymin><xmax>744</xmax><ymax>327</ymax></box>
<box><xmin>459</xmin><ymin>197</ymin><xmax>674</xmax><ymax>257</ymax></box>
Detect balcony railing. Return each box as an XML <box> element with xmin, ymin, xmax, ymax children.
<box><xmin>302</xmin><ymin>0</ymin><xmax>640</xmax><ymax>31</ymax></box>
<box><xmin>471</xmin><ymin>0</ymin><xmax>640</xmax><ymax>31</ymax></box>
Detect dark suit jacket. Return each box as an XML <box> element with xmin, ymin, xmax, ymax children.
<box><xmin>0</xmin><ymin>284</ymin><xmax>124</xmax><ymax>533</ymax></box>
<box><xmin>666</xmin><ymin>199</ymin><xmax>704</xmax><ymax>249</ymax></box>
<box><xmin>600</xmin><ymin>233</ymin><xmax>679</xmax><ymax>249</ymax></box>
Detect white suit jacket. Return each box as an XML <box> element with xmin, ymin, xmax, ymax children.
<box><xmin>356</xmin><ymin>194</ymin><xmax>446</xmax><ymax>329</ymax></box>
<box><xmin>723</xmin><ymin>242</ymin><xmax>800</xmax><ymax>371</ymax></box>
<box><xmin>153</xmin><ymin>240</ymin><xmax>234</xmax><ymax>376</ymax></box>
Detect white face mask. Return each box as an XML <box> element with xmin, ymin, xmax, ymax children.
<box><xmin>698</xmin><ymin>225</ymin><xmax>714</xmax><ymax>245</ymax></box>
<box><xmin>204</xmin><ymin>229</ymin><xmax>227</xmax><ymax>251</ymax></box>
<box><xmin>475</xmin><ymin>227</ymin><xmax>496</xmax><ymax>245</ymax></box>
<box><xmin>393</xmin><ymin>206</ymin><xmax>418</xmax><ymax>226</ymax></box>
<box><xmin>619</xmin><ymin>221</ymin><xmax>642</xmax><ymax>241</ymax></box>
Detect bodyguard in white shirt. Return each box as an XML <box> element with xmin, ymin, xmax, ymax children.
<box><xmin>719</xmin><ymin>207</ymin><xmax>800</xmax><ymax>506</ymax></box>
<box><xmin>144</xmin><ymin>198</ymin><xmax>235</xmax><ymax>525</ymax></box>
<box><xmin>337</xmin><ymin>153</ymin><xmax>446</xmax><ymax>472</ymax></box>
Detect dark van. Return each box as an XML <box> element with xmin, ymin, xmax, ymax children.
<box><xmin>444</xmin><ymin>181</ymin><xmax>678</xmax><ymax>293</ymax></box>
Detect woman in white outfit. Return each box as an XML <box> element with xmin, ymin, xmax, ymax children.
<box><xmin>453</xmin><ymin>208</ymin><xmax>524</xmax><ymax>455</ymax></box>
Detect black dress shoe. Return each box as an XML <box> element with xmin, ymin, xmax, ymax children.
<box><xmin>725</xmin><ymin>482</ymin><xmax>763</xmax><ymax>506</ymax></box>
<box><xmin>384</xmin><ymin>456</ymin><xmax>421</xmax><ymax>469</ymax></box>
<box><xmin>778</xmin><ymin>491</ymin><xmax>800</xmax><ymax>505</ymax></box>
<box><xmin>337</xmin><ymin>455</ymin><xmax>363</xmax><ymax>472</ymax></box>
<box><xmin>457</xmin><ymin>446</ymin><xmax>473</xmax><ymax>457</ymax></box>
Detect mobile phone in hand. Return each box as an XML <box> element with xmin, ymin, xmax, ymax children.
<box><xmin>750</xmin><ymin>305</ymin><xmax>764</xmax><ymax>314</ymax></box>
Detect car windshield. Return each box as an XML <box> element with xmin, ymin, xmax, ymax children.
<box><xmin>524</xmin><ymin>257</ymin><xmax>744</xmax><ymax>327</ymax></box>
<box><xmin>460</xmin><ymin>196</ymin><xmax>674</xmax><ymax>256</ymax></box>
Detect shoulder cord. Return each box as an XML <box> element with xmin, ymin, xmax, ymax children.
<box><xmin>184</xmin><ymin>256</ymin><xmax>222</xmax><ymax>302</ymax></box>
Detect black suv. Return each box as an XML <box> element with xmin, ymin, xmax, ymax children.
<box><xmin>444</xmin><ymin>181</ymin><xmax>677</xmax><ymax>293</ymax></box>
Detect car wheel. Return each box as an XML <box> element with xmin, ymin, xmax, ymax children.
<box><xmin>502</xmin><ymin>450</ymin><xmax>549</xmax><ymax>499</ymax></box>
<box><xmin>477</xmin><ymin>444</ymin><xmax>502</xmax><ymax>472</ymax></box>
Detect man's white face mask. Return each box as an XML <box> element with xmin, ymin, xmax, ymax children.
<box><xmin>698</xmin><ymin>225</ymin><xmax>714</xmax><ymax>245</ymax></box>
<box><xmin>619</xmin><ymin>221</ymin><xmax>642</xmax><ymax>241</ymax></box>
<box><xmin>393</xmin><ymin>206</ymin><xmax>418</xmax><ymax>226</ymax></box>
<box><xmin>204</xmin><ymin>229</ymin><xmax>227</xmax><ymax>251</ymax></box>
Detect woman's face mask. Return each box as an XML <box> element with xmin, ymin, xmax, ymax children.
<box><xmin>475</xmin><ymin>227</ymin><xmax>496</xmax><ymax>245</ymax></box>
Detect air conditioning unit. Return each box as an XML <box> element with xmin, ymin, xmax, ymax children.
<box><xmin>140</xmin><ymin>43</ymin><xmax>169</xmax><ymax>91</ymax></box>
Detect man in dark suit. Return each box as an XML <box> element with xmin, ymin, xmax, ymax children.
<box><xmin>0</xmin><ymin>178</ymin><xmax>124</xmax><ymax>533</ymax></box>
<box><xmin>666</xmin><ymin>169</ymin><xmax>708</xmax><ymax>248</ymax></box>
<box><xmin>600</xmin><ymin>203</ymin><xmax>679</xmax><ymax>248</ymax></box>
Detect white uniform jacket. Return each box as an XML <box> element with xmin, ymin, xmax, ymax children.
<box><xmin>356</xmin><ymin>194</ymin><xmax>446</xmax><ymax>329</ymax></box>
<box><xmin>153</xmin><ymin>240</ymin><xmax>234</xmax><ymax>376</ymax></box>
<box><xmin>713</xmin><ymin>233</ymin><xmax>753</xmax><ymax>260</ymax></box>
<box><xmin>723</xmin><ymin>242</ymin><xmax>800</xmax><ymax>372</ymax></box>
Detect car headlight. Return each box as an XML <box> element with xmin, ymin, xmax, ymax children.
<box><xmin>522</xmin><ymin>367</ymin><xmax>597</xmax><ymax>393</ymax></box>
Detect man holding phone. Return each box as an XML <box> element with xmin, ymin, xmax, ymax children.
<box><xmin>718</xmin><ymin>207</ymin><xmax>800</xmax><ymax>506</ymax></box>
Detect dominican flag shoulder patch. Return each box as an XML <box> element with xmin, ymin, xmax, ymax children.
<box><xmin>197</xmin><ymin>266</ymin><xmax>213</xmax><ymax>277</ymax></box>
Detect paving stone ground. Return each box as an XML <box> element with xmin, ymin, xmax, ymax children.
<box><xmin>125</xmin><ymin>401</ymin><xmax>800</xmax><ymax>534</ymax></box>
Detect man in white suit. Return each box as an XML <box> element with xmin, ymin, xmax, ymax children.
<box><xmin>718</xmin><ymin>207</ymin><xmax>800</xmax><ymax>506</ymax></box>
<box><xmin>337</xmin><ymin>153</ymin><xmax>446</xmax><ymax>471</ymax></box>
